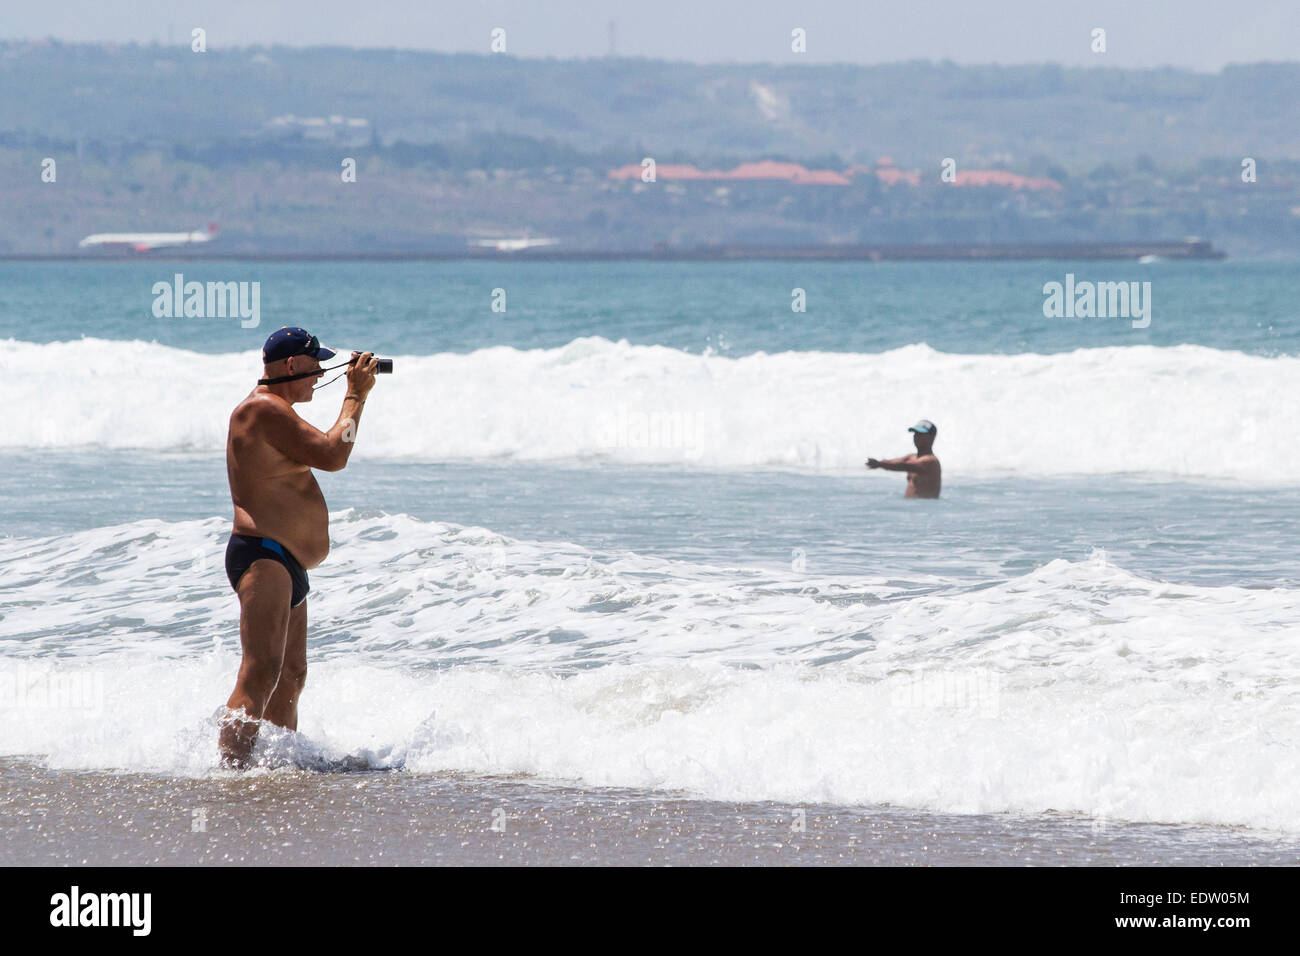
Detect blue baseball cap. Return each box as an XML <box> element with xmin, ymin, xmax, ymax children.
<box><xmin>262</xmin><ymin>327</ymin><xmax>336</xmax><ymax>364</ymax></box>
<box><xmin>908</xmin><ymin>419</ymin><xmax>937</xmax><ymax>436</ymax></box>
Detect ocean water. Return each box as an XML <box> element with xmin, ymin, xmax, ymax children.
<box><xmin>2</xmin><ymin>259</ymin><xmax>1299</xmax><ymax>855</ymax></box>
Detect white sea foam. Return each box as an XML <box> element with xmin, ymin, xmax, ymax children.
<box><xmin>5</xmin><ymin>336</ymin><xmax>1299</xmax><ymax>480</ymax></box>
<box><xmin>2</xmin><ymin>512</ymin><xmax>1298</xmax><ymax>830</ymax></box>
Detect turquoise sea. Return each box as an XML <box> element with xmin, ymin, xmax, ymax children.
<box><xmin>2</xmin><ymin>257</ymin><xmax>1299</xmax><ymax>861</ymax></box>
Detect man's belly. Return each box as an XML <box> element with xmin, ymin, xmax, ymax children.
<box><xmin>231</xmin><ymin>475</ymin><xmax>331</xmax><ymax>569</ymax></box>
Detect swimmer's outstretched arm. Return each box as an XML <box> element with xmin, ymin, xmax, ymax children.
<box><xmin>865</xmin><ymin>455</ymin><xmax>922</xmax><ymax>472</ymax></box>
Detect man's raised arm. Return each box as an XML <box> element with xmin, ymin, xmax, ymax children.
<box><xmin>253</xmin><ymin>351</ymin><xmax>378</xmax><ymax>472</ymax></box>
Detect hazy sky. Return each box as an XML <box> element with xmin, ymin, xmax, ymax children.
<box><xmin>8</xmin><ymin>1</ymin><xmax>1296</xmax><ymax>70</ymax></box>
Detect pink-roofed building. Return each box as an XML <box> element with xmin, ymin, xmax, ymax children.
<box><xmin>791</xmin><ymin>168</ymin><xmax>852</xmax><ymax>185</ymax></box>
<box><xmin>844</xmin><ymin>161</ymin><xmax>922</xmax><ymax>187</ymax></box>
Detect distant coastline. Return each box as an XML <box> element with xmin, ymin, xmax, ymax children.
<box><xmin>0</xmin><ymin>239</ymin><xmax>1226</xmax><ymax>263</ymax></box>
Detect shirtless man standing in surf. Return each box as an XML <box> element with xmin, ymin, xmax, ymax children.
<box><xmin>219</xmin><ymin>327</ymin><xmax>379</xmax><ymax>768</ymax></box>
<box><xmin>866</xmin><ymin>419</ymin><xmax>942</xmax><ymax>499</ymax></box>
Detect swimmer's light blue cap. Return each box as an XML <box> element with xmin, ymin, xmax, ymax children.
<box><xmin>263</xmin><ymin>327</ymin><xmax>336</xmax><ymax>364</ymax></box>
<box><xmin>908</xmin><ymin>419</ymin><xmax>937</xmax><ymax>436</ymax></box>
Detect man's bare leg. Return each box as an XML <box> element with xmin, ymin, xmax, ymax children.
<box><xmin>219</xmin><ymin>561</ymin><xmax>291</xmax><ymax>768</ymax></box>
<box><xmin>264</xmin><ymin>599</ymin><xmax>307</xmax><ymax>730</ymax></box>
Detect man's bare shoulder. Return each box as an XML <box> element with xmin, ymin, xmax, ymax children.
<box><xmin>232</xmin><ymin>391</ymin><xmax>292</xmax><ymax>426</ymax></box>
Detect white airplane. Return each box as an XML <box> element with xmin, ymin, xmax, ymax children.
<box><xmin>78</xmin><ymin>223</ymin><xmax>220</xmax><ymax>252</ymax></box>
<box><xmin>469</xmin><ymin>236</ymin><xmax>558</xmax><ymax>252</ymax></box>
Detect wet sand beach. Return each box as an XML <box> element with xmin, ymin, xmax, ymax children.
<box><xmin>3</xmin><ymin>760</ymin><xmax>1296</xmax><ymax>867</ymax></box>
